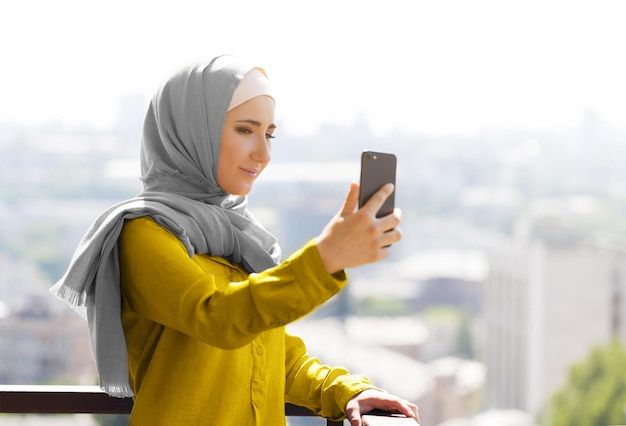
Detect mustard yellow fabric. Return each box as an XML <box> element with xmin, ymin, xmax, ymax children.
<box><xmin>119</xmin><ymin>217</ymin><xmax>375</xmax><ymax>425</ymax></box>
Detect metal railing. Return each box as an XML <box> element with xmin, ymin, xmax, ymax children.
<box><xmin>0</xmin><ymin>385</ymin><xmax>343</xmax><ymax>425</ymax></box>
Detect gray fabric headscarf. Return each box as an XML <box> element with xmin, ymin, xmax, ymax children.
<box><xmin>50</xmin><ymin>55</ymin><xmax>281</xmax><ymax>397</ymax></box>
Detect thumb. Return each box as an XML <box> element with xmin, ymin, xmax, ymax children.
<box><xmin>339</xmin><ymin>181</ymin><xmax>360</xmax><ymax>216</ymax></box>
<box><xmin>346</xmin><ymin>409</ymin><xmax>363</xmax><ymax>426</ymax></box>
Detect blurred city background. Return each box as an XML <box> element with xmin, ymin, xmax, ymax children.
<box><xmin>2</xmin><ymin>1</ymin><xmax>626</xmax><ymax>425</ymax></box>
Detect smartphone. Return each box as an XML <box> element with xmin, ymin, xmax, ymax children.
<box><xmin>358</xmin><ymin>150</ymin><xmax>396</xmax><ymax>218</ymax></box>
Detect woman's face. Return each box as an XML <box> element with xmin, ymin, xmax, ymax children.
<box><xmin>217</xmin><ymin>95</ymin><xmax>276</xmax><ymax>195</ymax></box>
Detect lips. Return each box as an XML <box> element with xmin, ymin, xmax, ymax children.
<box><xmin>240</xmin><ymin>167</ymin><xmax>261</xmax><ymax>178</ymax></box>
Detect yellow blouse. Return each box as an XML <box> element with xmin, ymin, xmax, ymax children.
<box><xmin>118</xmin><ymin>217</ymin><xmax>375</xmax><ymax>425</ymax></box>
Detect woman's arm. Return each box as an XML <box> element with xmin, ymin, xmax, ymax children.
<box><xmin>119</xmin><ymin>217</ymin><xmax>347</xmax><ymax>349</ymax></box>
<box><xmin>283</xmin><ymin>333</ymin><xmax>420</xmax><ymax>424</ymax></box>
<box><xmin>283</xmin><ymin>332</ymin><xmax>378</xmax><ymax>421</ymax></box>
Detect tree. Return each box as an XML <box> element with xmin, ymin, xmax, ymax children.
<box><xmin>542</xmin><ymin>339</ymin><xmax>626</xmax><ymax>425</ymax></box>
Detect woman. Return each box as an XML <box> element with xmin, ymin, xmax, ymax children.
<box><xmin>52</xmin><ymin>55</ymin><xmax>419</xmax><ymax>425</ymax></box>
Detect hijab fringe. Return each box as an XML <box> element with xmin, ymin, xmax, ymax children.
<box><xmin>49</xmin><ymin>283</ymin><xmax>90</xmax><ymax>319</ymax></box>
<box><xmin>102</xmin><ymin>384</ymin><xmax>135</xmax><ymax>398</ymax></box>
<box><xmin>50</xmin><ymin>282</ymin><xmax>92</xmax><ymax>306</ymax></box>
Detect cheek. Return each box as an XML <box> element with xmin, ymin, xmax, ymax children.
<box><xmin>216</xmin><ymin>135</ymin><xmax>241</xmax><ymax>184</ymax></box>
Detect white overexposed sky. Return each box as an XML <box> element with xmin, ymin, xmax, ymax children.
<box><xmin>1</xmin><ymin>0</ymin><xmax>625</xmax><ymax>137</ymax></box>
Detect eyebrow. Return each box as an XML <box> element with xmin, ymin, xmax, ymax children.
<box><xmin>235</xmin><ymin>119</ymin><xmax>277</xmax><ymax>130</ymax></box>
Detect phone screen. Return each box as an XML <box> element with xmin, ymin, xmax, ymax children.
<box><xmin>358</xmin><ymin>150</ymin><xmax>396</xmax><ymax>218</ymax></box>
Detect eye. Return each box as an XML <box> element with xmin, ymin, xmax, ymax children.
<box><xmin>266</xmin><ymin>131</ymin><xmax>276</xmax><ymax>140</ymax></box>
<box><xmin>236</xmin><ymin>126</ymin><xmax>253</xmax><ymax>135</ymax></box>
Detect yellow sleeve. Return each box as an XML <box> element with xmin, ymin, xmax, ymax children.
<box><xmin>284</xmin><ymin>332</ymin><xmax>379</xmax><ymax>421</ymax></box>
<box><xmin>119</xmin><ymin>216</ymin><xmax>348</xmax><ymax>349</ymax></box>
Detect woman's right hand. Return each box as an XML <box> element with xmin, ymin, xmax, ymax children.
<box><xmin>315</xmin><ymin>181</ymin><xmax>402</xmax><ymax>275</ymax></box>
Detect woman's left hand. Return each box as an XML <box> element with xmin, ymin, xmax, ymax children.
<box><xmin>345</xmin><ymin>389</ymin><xmax>420</xmax><ymax>425</ymax></box>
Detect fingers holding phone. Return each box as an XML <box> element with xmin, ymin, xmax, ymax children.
<box><xmin>315</xmin><ymin>151</ymin><xmax>401</xmax><ymax>274</ymax></box>
<box><xmin>360</xmin><ymin>182</ymin><xmax>402</xmax><ymax>236</ymax></box>
<box><xmin>359</xmin><ymin>151</ymin><xmax>396</xmax><ymax>218</ymax></box>
<box><xmin>359</xmin><ymin>182</ymin><xmax>393</xmax><ymax>214</ymax></box>
<box><xmin>359</xmin><ymin>151</ymin><xmax>400</xmax><ymax>246</ymax></box>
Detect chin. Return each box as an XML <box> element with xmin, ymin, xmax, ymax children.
<box><xmin>229</xmin><ymin>187</ymin><xmax>253</xmax><ymax>196</ymax></box>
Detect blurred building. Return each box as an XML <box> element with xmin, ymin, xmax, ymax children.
<box><xmin>0</xmin><ymin>247</ymin><xmax>96</xmax><ymax>386</ymax></box>
<box><xmin>484</xmin><ymin>197</ymin><xmax>626</xmax><ymax>415</ymax></box>
<box><xmin>0</xmin><ymin>295</ymin><xmax>95</xmax><ymax>385</ymax></box>
<box><xmin>289</xmin><ymin>317</ymin><xmax>486</xmax><ymax>426</ymax></box>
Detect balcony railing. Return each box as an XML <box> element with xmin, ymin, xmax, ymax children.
<box><xmin>0</xmin><ymin>385</ymin><xmax>340</xmax><ymax>424</ymax></box>
<box><xmin>0</xmin><ymin>385</ymin><xmax>413</xmax><ymax>425</ymax></box>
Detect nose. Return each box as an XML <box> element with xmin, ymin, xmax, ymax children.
<box><xmin>252</xmin><ymin>135</ymin><xmax>271</xmax><ymax>164</ymax></box>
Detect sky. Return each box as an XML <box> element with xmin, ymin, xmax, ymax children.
<box><xmin>1</xmin><ymin>0</ymin><xmax>626</xmax><ymax>137</ymax></box>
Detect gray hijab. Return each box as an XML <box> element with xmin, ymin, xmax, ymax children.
<box><xmin>50</xmin><ymin>56</ymin><xmax>281</xmax><ymax>397</ymax></box>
